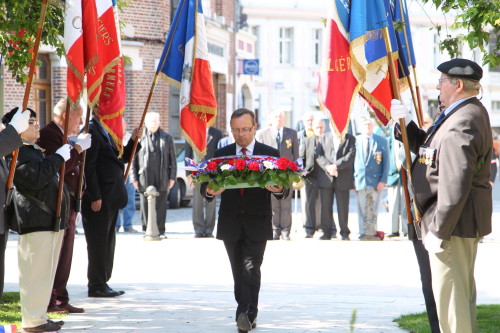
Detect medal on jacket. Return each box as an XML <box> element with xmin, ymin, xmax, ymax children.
<box><xmin>418</xmin><ymin>146</ymin><xmax>437</xmax><ymax>167</ymax></box>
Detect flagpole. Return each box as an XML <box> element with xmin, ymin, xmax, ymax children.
<box><xmin>75</xmin><ymin>105</ymin><xmax>92</xmax><ymax>212</ymax></box>
<box><xmin>398</xmin><ymin>0</ymin><xmax>424</xmax><ymax>127</ymax></box>
<box><xmin>123</xmin><ymin>73</ymin><xmax>160</xmax><ymax>181</ymax></box>
<box><xmin>6</xmin><ymin>0</ymin><xmax>49</xmax><ymax>192</ymax></box>
<box><xmin>382</xmin><ymin>26</ymin><xmax>421</xmax><ymax>224</ymax></box>
<box><xmin>54</xmin><ymin>99</ymin><xmax>71</xmax><ymax>230</ymax></box>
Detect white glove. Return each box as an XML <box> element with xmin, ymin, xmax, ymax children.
<box><xmin>56</xmin><ymin>144</ymin><xmax>71</xmax><ymax>162</ymax></box>
<box><xmin>10</xmin><ymin>107</ymin><xmax>30</xmax><ymax>134</ymax></box>
<box><xmin>75</xmin><ymin>133</ymin><xmax>92</xmax><ymax>151</ymax></box>
<box><xmin>424</xmin><ymin>232</ymin><xmax>444</xmax><ymax>254</ymax></box>
<box><xmin>390</xmin><ymin>99</ymin><xmax>412</xmax><ymax>124</ymax></box>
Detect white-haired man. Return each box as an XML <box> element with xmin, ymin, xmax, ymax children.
<box><xmin>37</xmin><ymin>98</ymin><xmax>91</xmax><ymax>313</ymax></box>
<box><xmin>130</xmin><ymin>112</ymin><xmax>177</xmax><ymax>236</ymax></box>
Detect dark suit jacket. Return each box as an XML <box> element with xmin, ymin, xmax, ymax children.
<box><xmin>0</xmin><ymin>125</ymin><xmax>22</xmax><ymax>234</ymax></box>
<box><xmin>299</xmin><ymin>135</ymin><xmax>319</xmax><ymax>182</ymax></box>
<box><xmin>202</xmin><ymin>141</ymin><xmax>290</xmax><ymax>242</ymax></box>
<box><xmin>316</xmin><ymin>132</ymin><xmax>356</xmax><ymax>190</ymax></box>
<box><xmin>185</xmin><ymin>127</ymin><xmax>223</xmax><ymax>173</ymax></box>
<box><xmin>37</xmin><ymin>121</ymin><xmax>83</xmax><ymax>197</ymax></box>
<box><xmin>83</xmin><ymin>118</ymin><xmax>140</xmax><ymax>210</ymax></box>
<box><xmin>403</xmin><ymin>97</ymin><xmax>492</xmax><ymax>239</ymax></box>
<box><xmin>130</xmin><ymin>128</ymin><xmax>176</xmax><ymax>192</ymax></box>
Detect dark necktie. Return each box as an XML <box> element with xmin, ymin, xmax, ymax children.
<box><xmin>276</xmin><ymin>131</ymin><xmax>281</xmax><ymax>150</ymax></box>
<box><xmin>240</xmin><ymin>147</ymin><xmax>247</xmax><ymax>197</ymax></box>
<box><xmin>427</xmin><ymin>112</ymin><xmax>446</xmax><ymax>135</ymax></box>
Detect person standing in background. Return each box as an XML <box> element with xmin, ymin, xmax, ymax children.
<box><xmin>256</xmin><ymin>109</ymin><xmax>299</xmax><ymax>240</ymax></box>
<box><xmin>130</xmin><ymin>112</ymin><xmax>176</xmax><ymax>237</ymax></box>
<box><xmin>186</xmin><ymin>126</ymin><xmax>222</xmax><ymax>238</ymax></box>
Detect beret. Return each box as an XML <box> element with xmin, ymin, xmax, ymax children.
<box><xmin>437</xmin><ymin>58</ymin><xmax>482</xmax><ymax>81</ymax></box>
<box><xmin>2</xmin><ymin>107</ymin><xmax>36</xmax><ymax>125</ymax></box>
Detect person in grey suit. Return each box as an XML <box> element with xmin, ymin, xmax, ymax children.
<box><xmin>316</xmin><ymin>127</ymin><xmax>356</xmax><ymax>240</ymax></box>
<box><xmin>392</xmin><ymin>58</ymin><xmax>491</xmax><ymax>333</ymax></box>
<box><xmin>185</xmin><ymin>126</ymin><xmax>222</xmax><ymax>237</ymax></box>
<box><xmin>353</xmin><ymin>117</ymin><xmax>389</xmax><ymax>240</ymax></box>
<box><xmin>0</xmin><ymin>108</ymin><xmax>28</xmax><ymax>302</ymax></box>
<box><xmin>255</xmin><ymin>109</ymin><xmax>299</xmax><ymax>240</ymax></box>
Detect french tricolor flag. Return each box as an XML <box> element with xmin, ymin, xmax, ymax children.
<box><xmin>158</xmin><ymin>0</ymin><xmax>217</xmax><ymax>159</ymax></box>
<box><xmin>64</xmin><ymin>0</ymin><xmax>101</xmax><ymax>108</ymax></box>
<box><xmin>0</xmin><ymin>324</ymin><xmax>17</xmax><ymax>333</ymax></box>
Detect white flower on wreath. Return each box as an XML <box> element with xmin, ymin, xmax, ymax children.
<box><xmin>263</xmin><ymin>160</ymin><xmax>275</xmax><ymax>169</ymax></box>
<box><xmin>220</xmin><ymin>164</ymin><xmax>232</xmax><ymax>171</ymax></box>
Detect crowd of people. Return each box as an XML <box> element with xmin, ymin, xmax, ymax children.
<box><xmin>0</xmin><ymin>58</ymin><xmax>494</xmax><ymax>333</ymax></box>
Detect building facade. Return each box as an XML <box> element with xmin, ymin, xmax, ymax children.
<box><xmin>1</xmin><ymin>0</ymin><xmax>238</xmax><ymax>139</ymax></box>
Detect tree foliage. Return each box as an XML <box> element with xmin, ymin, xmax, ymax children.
<box><xmin>0</xmin><ymin>0</ymin><xmax>131</xmax><ymax>84</ymax></box>
<box><xmin>421</xmin><ymin>0</ymin><xmax>500</xmax><ymax>67</ymax></box>
<box><xmin>0</xmin><ymin>0</ymin><xmax>65</xmax><ymax>84</ymax></box>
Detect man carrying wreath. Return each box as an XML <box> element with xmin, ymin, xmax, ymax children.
<box><xmin>201</xmin><ymin>108</ymin><xmax>290</xmax><ymax>333</ymax></box>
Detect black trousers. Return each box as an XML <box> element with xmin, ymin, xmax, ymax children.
<box><xmin>82</xmin><ymin>205</ymin><xmax>119</xmax><ymax>291</ymax></box>
<box><xmin>224</xmin><ymin>232</ymin><xmax>267</xmax><ymax>323</ymax></box>
<box><xmin>412</xmin><ymin>239</ymin><xmax>441</xmax><ymax>333</ymax></box>
<box><xmin>0</xmin><ymin>231</ymin><xmax>8</xmax><ymax>301</ymax></box>
<box><xmin>304</xmin><ymin>180</ymin><xmax>319</xmax><ymax>236</ymax></box>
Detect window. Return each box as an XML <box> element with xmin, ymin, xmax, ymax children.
<box><xmin>492</xmin><ymin>101</ymin><xmax>500</xmax><ymax>113</ymax></box>
<box><xmin>312</xmin><ymin>28</ymin><xmax>322</xmax><ymax>66</ymax></box>
<box><xmin>279</xmin><ymin>27</ymin><xmax>293</xmax><ymax>65</ymax></box>
<box><xmin>33</xmin><ymin>54</ymin><xmax>51</xmax><ymax>126</ymax></box>
<box><xmin>171</xmin><ymin>0</ymin><xmax>180</xmax><ymax>23</ymax></box>
<box><xmin>251</xmin><ymin>26</ymin><xmax>260</xmax><ymax>59</ymax></box>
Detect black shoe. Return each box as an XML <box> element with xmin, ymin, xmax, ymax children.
<box><xmin>387</xmin><ymin>232</ymin><xmax>400</xmax><ymax>238</ymax></box>
<box><xmin>282</xmin><ymin>235</ymin><xmax>291</xmax><ymax>241</ymax></box>
<box><xmin>272</xmin><ymin>234</ymin><xmax>280</xmax><ymax>240</ymax></box>
<box><xmin>106</xmin><ymin>286</ymin><xmax>125</xmax><ymax>295</ymax></box>
<box><xmin>88</xmin><ymin>287</ymin><xmax>123</xmax><ymax>297</ymax></box>
<box><xmin>194</xmin><ymin>233</ymin><xmax>204</xmax><ymax>238</ymax></box>
<box><xmin>236</xmin><ymin>313</ymin><xmax>252</xmax><ymax>332</ymax></box>
<box><xmin>319</xmin><ymin>234</ymin><xmax>332</xmax><ymax>240</ymax></box>
<box><xmin>341</xmin><ymin>236</ymin><xmax>350</xmax><ymax>241</ymax></box>
<box><xmin>205</xmin><ymin>233</ymin><xmax>214</xmax><ymax>238</ymax></box>
<box><xmin>24</xmin><ymin>320</ymin><xmax>63</xmax><ymax>332</ymax></box>
<box><xmin>305</xmin><ymin>234</ymin><xmax>314</xmax><ymax>238</ymax></box>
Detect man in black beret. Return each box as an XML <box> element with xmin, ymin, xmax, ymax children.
<box><xmin>391</xmin><ymin>58</ymin><xmax>492</xmax><ymax>333</ymax></box>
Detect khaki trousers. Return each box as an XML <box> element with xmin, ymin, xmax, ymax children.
<box><xmin>19</xmin><ymin>230</ymin><xmax>64</xmax><ymax>328</ymax></box>
<box><xmin>428</xmin><ymin>236</ymin><xmax>479</xmax><ymax>333</ymax></box>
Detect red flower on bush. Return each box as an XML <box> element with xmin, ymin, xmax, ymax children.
<box><xmin>206</xmin><ymin>161</ymin><xmax>217</xmax><ymax>171</ymax></box>
<box><xmin>248</xmin><ymin>161</ymin><xmax>260</xmax><ymax>171</ymax></box>
<box><xmin>18</xmin><ymin>29</ymin><xmax>26</xmax><ymax>37</ymax></box>
<box><xmin>235</xmin><ymin>159</ymin><xmax>246</xmax><ymax>170</ymax></box>
<box><xmin>276</xmin><ymin>157</ymin><xmax>290</xmax><ymax>170</ymax></box>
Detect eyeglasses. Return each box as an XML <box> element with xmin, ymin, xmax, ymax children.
<box><xmin>437</xmin><ymin>77</ymin><xmax>455</xmax><ymax>85</ymax></box>
<box><xmin>231</xmin><ymin>127</ymin><xmax>253</xmax><ymax>134</ymax></box>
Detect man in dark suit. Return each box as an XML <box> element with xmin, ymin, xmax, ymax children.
<box><xmin>316</xmin><ymin>127</ymin><xmax>356</xmax><ymax>240</ymax></box>
<box><xmin>37</xmin><ymin>98</ymin><xmax>91</xmax><ymax>314</ymax></box>
<box><xmin>185</xmin><ymin>126</ymin><xmax>222</xmax><ymax>237</ymax></box>
<box><xmin>392</xmin><ymin>58</ymin><xmax>491</xmax><ymax>333</ymax></box>
<box><xmin>255</xmin><ymin>109</ymin><xmax>299</xmax><ymax>240</ymax></box>
<box><xmin>299</xmin><ymin>117</ymin><xmax>325</xmax><ymax>237</ymax></box>
<box><xmin>0</xmin><ymin>108</ymin><xmax>28</xmax><ymax>302</ymax></box>
<box><xmin>202</xmin><ymin>108</ymin><xmax>289</xmax><ymax>333</ymax></box>
<box><xmin>130</xmin><ymin>112</ymin><xmax>176</xmax><ymax>236</ymax></box>
<box><xmin>82</xmin><ymin>106</ymin><xmax>142</xmax><ymax>297</ymax></box>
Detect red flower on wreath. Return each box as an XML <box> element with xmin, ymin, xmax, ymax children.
<box><xmin>206</xmin><ymin>161</ymin><xmax>217</xmax><ymax>171</ymax></box>
<box><xmin>276</xmin><ymin>157</ymin><xmax>290</xmax><ymax>170</ymax></box>
<box><xmin>248</xmin><ymin>161</ymin><xmax>260</xmax><ymax>171</ymax></box>
<box><xmin>235</xmin><ymin>159</ymin><xmax>246</xmax><ymax>170</ymax></box>
<box><xmin>289</xmin><ymin>162</ymin><xmax>298</xmax><ymax>172</ymax></box>
<box><xmin>213</xmin><ymin>158</ymin><xmax>223</xmax><ymax>164</ymax></box>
